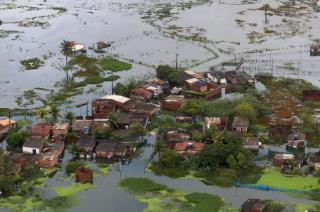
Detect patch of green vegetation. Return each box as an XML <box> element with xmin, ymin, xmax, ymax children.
<box><xmin>0</xmin><ymin>196</ymin><xmax>43</xmax><ymax>212</ymax></box>
<box><xmin>66</xmin><ymin>160</ymin><xmax>85</xmax><ymax>175</ymax></box>
<box><xmin>20</xmin><ymin>58</ymin><xmax>44</xmax><ymax>70</ymax></box>
<box><xmin>257</xmin><ymin>167</ymin><xmax>320</xmax><ymax>190</ymax></box>
<box><xmin>98</xmin><ymin>57</ymin><xmax>132</xmax><ymax>72</ymax></box>
<box><xmin>119</xmin><ymin>177</ymin><xmax>168</xmax><ymax>194</ymax></box>
<box><xmin>97</xmin><ymin>164</ymin><xmax>112</xmax><ymax>175</ymax></box>
<box><xmin>16</xmin><ymin>119</ymin><xmax>33</xmax><ymax>126</ymax></box>
<box><xmin>193</xmin><ymin>169</ymin><xmax>236</xmax><ymax>187</ymax></box>
<box><xmin>44</xmin><ymin>195</ymin><xmax>78</xmax><ymax>211</ymax></box>
<box><xmin>182</xmin><ymin>192</ymin><xmax>225</xmax><ymax>212</ymax></box>
<box><xmin>53</xmin><ymin>183</ymin><xmax>95</xmax><ymax>196</ymax></box>
<box><xmin>119</xmin><ymin>177</ymin><xmax>228</xmax><ymax>212</ymax></box>
<box><xmin>149</xmin><ymin>163</ymin><xmax>189</xmax><ymax>178</ymax></box>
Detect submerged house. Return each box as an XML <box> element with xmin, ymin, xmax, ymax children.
<box><xmin>176</xmin><ymin>113</ymin><xmax>193</xmax><ymax>123</ymax></box>
<box><xmin>241</xmin><ymin>199</ymin><xmax>267</xmax><ymax>212</ymax></box>
<box><xmin>310</xmin><ymin>43</ymin><xmax>320</xmax><ymax>56</ymax></box>
<box><xmin>205</xmin><ymin>117</ymin><xmax>228</xmax><ymax>130</ymax></box>
<box><xmin>31</xmin><ymin>123</ymin><xmax>53</xmax><ymax>137</ymax></box>
<box><xmin>308</xmin><ymin>153</ymin><xmax>320</xmax><ymax>170</ymax></box>
<box><xmin>185</xmin><ymin>78</ymin><xmax>208</xmax><ymax>93</ymax></box>
<box><xmin>75</xmin><ymin>167</ymin><xmax>93</xmax><ymax>183</ymax></box>
<box><xmin>244</xmin><ymin>137</ymin><xmax>260</xmax><ymax>151</ymax></box>
<box><xmin>160</xmin><ymin>95</ymin><xmax>186</xmax><ymax>111</ymax></box>
<box><xmin>166</xmin><ymin>128</ymin><xmax>191</xmax><ymax>142</ymax></box>
<box><xmin>92</xmin><ymin>95</ymin><xmax>130</xmax><ymax>118</ymax></box>
<box><xmin>173</xmin><ymin>141</ymin><xmax>204</xmax><ymax>156</ymax></box>
<box><xmin>68</xmin><ymin>41</ymin><xmax>86</xmax><ymax>54</ymax></box>
<box><xmin>287</xmin><ymin>131</ymin><xmax>306</xmax><ymax>149</ymax></box>
<box><xmin>116</xmin><ymin>112</ymin><xmax>149</xmax><ymax>129</ymax></box>
<box><xmin>72</xmin><ymin>119</ymin><xmax>93</xmax><ymax>135</ymax></box>
<box><xmin>122</xmin><ymin>99</ymin><xmax>158</xmax><ymax>116</ymax></box>
<box><xmin>131</xmin><ymin>87</ymin><xmax>154</xmax><ymax>100</ymax></box>
<box><xmin>78</xmin><ymin>135</ymin><xmax>96</xmax><ymax>155</ymax></box>
<box><xmin>95</xmin><ymin>140</ymin><xmax>118</xmax><ymax>158</ymax></box>
<box><xmin>273</xmin><ymin>153</ymin><xmax>294</xmax><ymax>168</ymax></box>
<box><xmin>51</xmin><ymin>122</ymin><xmax>70</xmax><ymax>142</ymax></box>
<box><xmin>302</xmin><ymin>90</ymin><xmax>320</xmax><ymax>101</ymax></box>
<box><xmin>232</xmin><ymin>116</ymin><xmax>249</xmax><ymax>133</ymax></box>
<box><xmin>22</xmin><ymin>136</ymin><xmax>45</xmax><ymax>155</ymax></box>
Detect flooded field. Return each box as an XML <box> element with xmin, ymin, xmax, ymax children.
<box><xmin>1</xmin><ymin>0</ymin><xmax>320</xmax><ymax>211</ymax></box>
<box><xmin>1</xmin><ymin>0</ymin><xmax>320</xmax><ymax>109</ymax></box>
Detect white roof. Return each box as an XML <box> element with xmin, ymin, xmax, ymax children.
<box><xmin>186</xmin><ymin>78</ymin><xmax>199</xmax><ymax>84</ymax></box>
<box><xmin>145</xmin><ymin>85</ymin><xmax>157</xmax><ymax>91</ymax></box>
<box><xmin>71</xmin><ymin>44</ymin><xmax>85</xmax><ymax>51</ymax></box>
<box><xmin>101</xmin><ymin>95</ymin><xmax>130</xmax><ymax>103</ymax></box>
<box><xmin>52</xmin><ymin>122</ymin><xmax>69</xmax><ymax>130</ymax></box>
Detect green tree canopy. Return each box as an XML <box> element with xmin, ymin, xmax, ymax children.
<box><xmin>234</xmin><ymin>102</ymin><xmax>256</xmax><ymax>123</ymax></box>
<box><xmin>159</xmin><ymin>148</ymin><xmax>182</xmax><ymax>168</ymax></box>
<box><xmin>156</xmin><ymin>65</ymin><xmax>178</xmax><ymax>85</ymax></box>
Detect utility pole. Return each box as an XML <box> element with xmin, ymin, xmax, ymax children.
<box><xmin>175</xmin><ymin>53</ymin><xmax>179</xmax><ymax>71</ymax></box>
<box><xmin>8</xmin><ymin>111</ymin><xmax>11</xmax><ymax>126</ymax></box>
<box><xmin>264</xmin><ymin>3</ymin><xmax>268</xmax><ymax>24</ymax></box>
<box><xmin>86</xmin><ymin>102</ymin><xmax>89</xmax><ymax>117</ymax></box>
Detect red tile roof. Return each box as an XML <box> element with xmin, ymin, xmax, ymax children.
<box><xmin>174</xmin><ymin>141</ymin><xmax>204</xmax><ymax>152</ymax></box>
<box><xmin>31</xmin><ymin>123</ymin><xmax>53</xmax><ymax>136</ymax></box>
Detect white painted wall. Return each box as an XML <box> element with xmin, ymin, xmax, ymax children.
<box><xmin>23</xmin><ymin>147</ymin><xmax>40</xmax><ymax>154</ymax></box>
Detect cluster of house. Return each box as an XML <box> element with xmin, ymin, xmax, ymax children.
<box><xmin>13</xmin><ymin>122</ymin><xmax>69</xmax><ymax>170</ymax></box>
<box><xmin>273</xmin><ymin>151</ymin><xmax>320</xmax><ymax>173</ymax></box>
<box><xmin>66</xmin><ymin>40</ymin><xmax>112</xmax><ymax>54</ymax></box>
<box><xmin>176</xmin><ymin>70</ymin><xmax>254</xmax><ymax>99</ymax></box>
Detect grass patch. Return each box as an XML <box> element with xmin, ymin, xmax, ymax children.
<box><xmin>44</xmin><ymin>195</ymin><xmax>78</xmax><ymax>211</ymax></box>
<box><xmin>182</xmin><ymin>192</ymin><xmax>224</xmax><ymax>212</ymax></box>
<box><xmin>97</xmin><ymin>164</ymin><xmax>112</xmax><ymax>175</ymax></box>
<box><xmin>119</xmin><ymin>177</ymin><xmax>227</xmax><ymax>212</ymax></box>
<box><xmin>20</xmin><ymin>58</ymin><xmax>44</xmax><ymax>70</ymax></box>
<box><xmin>257</xmin><ymin>167</ymin><xmax>320</xmax><ymax>190</ymax></box>
<box><xmin>53</xmin><ymin>183</ymin><xmax>95</xmax><ymax>196</ymax></box>
<box><xmin>149</xmin><ymin>163</ymin><xmax>189</xmax><ymax>178</ymax></box>
<box><xmin>193</xmin><ymin>169</ymin><xmax>236</xmax><ymax>187</ymax></box>
<box><xmin>0</xmin><ymin>196</ymin><xmax>42</xmax><ymax>212</ymax></box>
<box><xmin>98</xmin><ymin>57</ymin><xmax>132</xmax><ymax>72</ymax></box>
<box><xmin>119</xmin><ymin>177</ymin><xmax>168</xmax><ymax>194</ymax></box>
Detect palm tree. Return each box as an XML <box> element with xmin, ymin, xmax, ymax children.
<box><xmin>60</xmin><ymin>40</ymin><xmax>73</xmax><ymax>81</ymax></box>
<box><xmin>65</xmin><ymin>111</ymin><xmax>75</xmax><ymax>127</ymax></box>
<box><xmin>37</xmin><ymin>108</ymin><xmax>48</xmax><ymax>123</ymax></box>
<box><xmin>154</xmin><ymin>140</ymin><xmax>165</xmax><ymax>161</ymax></box>
<box><xmin>129</xmin><ymin>122</ymin><xmax>146</xmax><ymax>142</ymax></box>
<box><xmin>212</xmin><ymin>131</ymin><xmax>225</xmax><ymax>144</ymax></box>
<box><xmin>108</xmin><ymin>113</ymin><xmax>119</xmax><ymax>130</ymax></box>
<box><xmin>49</xmin><ymin>105</ymin><xmax>60</xmax><ymax>122</ymax></box>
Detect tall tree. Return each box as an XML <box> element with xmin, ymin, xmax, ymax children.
<box><xmin>0</xmin><ymin>154</ymin><xmax>16</xmax><ymax>176</ymax></box>
<box><xmin>37</xmin><ymin>108</ymin><xmax>49</xmax><ymax>123</ymax></box>
<box><xmin>156</xmin><ymin>65</ymin><xmax>178</xmax><ymax>85</ymax></box>
<box><xmin>65</xmin><ymin>111</ymin><xmax>75</xmax><ymax>126</ymax></box>
<box><xmin>60</xmin><ymin>40</ymin><xmax>73</xmax><ymax>81</ymax></box>
<box><xmin>49</xmin><ymin>105</ymin><xmax>60</xmax><ymax>122</ymax></box>
<box><xmin>108</xmin><ymin>113</ymin><xmax>119</xmax><ymax>130</ymax></box>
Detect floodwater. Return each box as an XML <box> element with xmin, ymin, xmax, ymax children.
<box><xmin>1</xmin><ymin>0</ymin><xmax>320</xmax><ymax>109</ymax></box>
<box><xmin>1</xmin><ymin>134</ymin><xmax>318</xmax><ymax>212</ymax></box>
<box><xmin>2</xmin><ymin>0</ymin><xmax>320</xmax><ymax>210</ymax></box>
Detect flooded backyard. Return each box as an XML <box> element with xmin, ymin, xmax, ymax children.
<box><xmin>1</xmin><ymin>0</ymin><xmax>320</xmax><ymax>211</ymax></box>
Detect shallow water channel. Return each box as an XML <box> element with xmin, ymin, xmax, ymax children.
<box><xmin>1</xmin><ymin>134</ymin><xmax>317</xmax><ymax>212</ymax></box>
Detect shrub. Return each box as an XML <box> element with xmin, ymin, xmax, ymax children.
<box><xmin>66</xmin><ymin>160</ymin><xmax>85</xmax><ymax>175</ymax></box>
<box><xmin>119</xmin><ymin>177</ymin><xmax>168</xmax><ymax>194</ymax></box>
